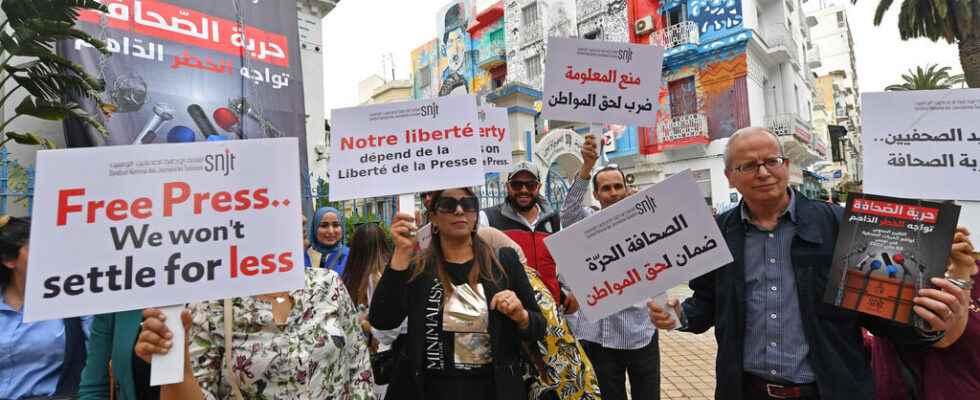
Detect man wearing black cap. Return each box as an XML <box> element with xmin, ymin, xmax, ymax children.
<box><xmin>480</xmin><ymin>161</ymin><xmax>574</xmax><ymax>312</ymax></box>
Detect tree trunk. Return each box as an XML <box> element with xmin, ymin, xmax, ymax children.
<box><xmin>960</xmin><ymin>35</ymin><xmax>980</xmax><ymax>88</ymax></box>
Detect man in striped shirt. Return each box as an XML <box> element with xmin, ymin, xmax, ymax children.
<box><xmin>561</xmin><ymin>134</ymin><xmax>660</xmax><ymax>400</ymax></box>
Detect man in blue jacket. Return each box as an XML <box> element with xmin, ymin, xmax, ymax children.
<box><xmin>648</xmin><ymin>127</ymin><xmax>972</xmax><ymax>399</ymax></box>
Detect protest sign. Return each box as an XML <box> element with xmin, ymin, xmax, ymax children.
<box><xmin>862</xmin><ymin>89</ymin><xmax>980</xmax><ymax>200</ymax></box>
<box><xmin>479</xmin><ymin>106</ymin><xmax>512</xmax><ymax>174</ymax></box>
<box><xmin>544</xmin><ymin>171</ymin><xmax>732</xmax><ymax>320</ymax></box>
<box><xmin>329</xmin><ymin>96</ymin><xmax>484</xmax><ymax>201</ymax></box>
<box><xmin>542</xmin><ymin>37</ymin><xmax>665</xmax><ymax>126</ymax></box>
<box><xmin>24</xmin><ymin>138</ymin><xmax>305</xmax><ymax>323</ymax></box>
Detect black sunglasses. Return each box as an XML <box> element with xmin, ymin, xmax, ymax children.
<box><xmin>509</xmin><ymin>180</ymin><xmax>540</xmax><ymax>191</ymax></box>
<box><xmin>435</xmin><ymin>196</ymin><xmax>480</xmax><ymax>214</ymax></box>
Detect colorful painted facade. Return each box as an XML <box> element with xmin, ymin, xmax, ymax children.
<box><xmin>411</xmin><ymin>0</ymin><xmax>506</xmax><ymax>100</ymax></box>
<box><xmin>627</xmin><ymin>0</ymin><xmax>751</xmax><ymax>154</ymax></box>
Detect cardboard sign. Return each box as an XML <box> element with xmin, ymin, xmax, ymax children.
<box><xmin>24</xmin><ymin>138</ymin><xmax>305</xmax><ymax>322</ymax></box>
<box><xmin>479</xmin><ymin>106</ymin><xmax>512</xmax><ymax>174</ymax></box>
<box><xmin>329</xmin><ymin>96</ymin><xmax>484</xmax><ymax>201</ymax></box>
<box><xmin>863</xmin><ymin>89</ymin><xmax>980</xmax><ymax>200</ymax></box>
<box><xmin>542</xmin><ymin>37</ymin><xmax>665</xmax><ymax>126</ymax></box>
<box><xmin>544</xmin><ymin>171</ymin><xmax>732</xmax><ymax>320</ymax></box>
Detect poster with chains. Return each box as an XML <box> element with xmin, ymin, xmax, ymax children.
<box><xmin>59</xmin><ymin>0</ymin><xmax>309</xmax><ymax>205</ymax></box>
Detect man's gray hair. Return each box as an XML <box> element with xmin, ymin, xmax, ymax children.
<box><xmin>723</xmin><ymin>127</ymin><xmax>786</xmax><ymax>169</ymax></box>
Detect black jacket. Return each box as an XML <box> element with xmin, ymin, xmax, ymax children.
<box><xmin>369</xmin><ymin>247</ymin><xmax>545</xmax><ymax>400</ymax></box>
<box><xmin>681</xmin><ymin>191</ymin><xmax>940</xmax><ymax>399</ymax></box>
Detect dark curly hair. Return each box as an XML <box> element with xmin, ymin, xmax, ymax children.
<box><xmin>0</xmin><ymin>217</ymin><xmax>30</xmax><ymax>287</ymax></box>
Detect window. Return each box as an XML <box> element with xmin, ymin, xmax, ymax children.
<box><xmin>522</xmin><ymin>2</ymin><xmax>539</xmax><ymax>26</ymax></box>
<box><xmin>794</xmin><ymin>84</ymin><xmax>800</xmax><ymax>115</ymax></box>
<box><xmin>836</xmin><ymin>11</ymin><xmax>845</xmax><ymax>28</ymax></box>
<box><xmin>668</xmin><ymin>76</ymin><xmax>697</xmax><ymax>117</ymax></box>
<box><xmin>583</xmin><ymin>29</ymin><xmax>600</xmax><ymax>40</ymax></box>
<box><xmin>418</xmin><ymin>66</ymin><xmax>431</xmax><ymax>88</ymax></box>
<box><xmin>526</xmin><ymin>55</ymin><xmax>542</xmax><ymax>79</ymax></box>
<box><xmin>667</xmin><ymin>4</ymin><xmax>687</xmax><ymax>26</ymax></box>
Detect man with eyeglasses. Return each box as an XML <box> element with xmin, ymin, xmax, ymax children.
<box><xmin>480</xmin><ymin>161</ymin><xmax>568</xmax><ymax>312</ymax></box>
<box><xmin>560</xmin><ymin>134</ymin><xmax>660</xmax><ymax>400</ymax></box>
<box><xmin>648</xmin><ymin>127</ymin><xmax>973</xmax><ymax>399</ymax></box>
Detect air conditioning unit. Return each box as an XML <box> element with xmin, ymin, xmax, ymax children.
<box><xmin>634</xmin><ymin>16</ymin><xmax>654</xmax><ymax>35</ymax></box>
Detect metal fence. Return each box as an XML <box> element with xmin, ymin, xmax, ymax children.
<box><xmin>0</xmin><ymin>148</ymin><xmax>35</xmax><ymax>216</ymax></box>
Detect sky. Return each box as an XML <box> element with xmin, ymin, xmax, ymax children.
<box><xmin>321</xmin><ymin>0</ymin><xmax>964</xmax><ymax>117</ymax></box>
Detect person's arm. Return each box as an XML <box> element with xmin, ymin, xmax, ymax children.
<box><xmin>499</xmin><ymin>248</ymin><xmax>546</xmax><ymax>341</ymax></box>
<box><xmin>183</xmin><ymin>302</ymin><xmax>224</xmax><ymax>400</ymax></box>
<box><xmin>77</xmin><ymin>314</ymin><xmax>114</xmax><ymax>400</ymax></box>
<box><xmin>934</xmin><ymin>227</ymin><xmax>977</xmax><ymax>348</ymax></box>
<box><xmin>560</xmin><ymin>175</ymin><xmax>592</xmax><ymax>228</ymax></box>
<box><xmin>132</xmin><ymin>307</ymin><xmax>208</xmax><ymax>400</ymax></box>
<box><xmin>319</xmin><ymin>270</ymin><xmax>375</xmax><ymax>397</ymax></box>
<box><xmin>678</xmin><ymin>269</ymin><xmax>717</xmax><ymax>333</ymax></box>
<box><xmin>369</xmin><ymin>212</ymin><xmax>416</xmax><ymax>330</ymax></box>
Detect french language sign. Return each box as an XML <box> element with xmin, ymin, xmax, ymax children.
<box><xmin>542</xmin><ymin>37</ymin><xmax>665</xmax><ymax>126</ymax></box>
<box><xmin>863</xmin><ymin>89</ymin><xmax>980</xmax><ymax>200</ymax></box>
<box><xmin>329</xmin><ymin>96</ymin><xmax>484</xmax><ymax>200</ymax></box>
<box><xmin>545</xmin><ymin>171</ymin><xmax>732</xmax><ymax>320</ymax></box>
<box><xmin>479</xmin><ymin>106</ymin><xmax>512</xmax><ymax>174</ymax></box>
<box><xmin>24</xmin><ymin>139</ymin><xmax>305</xmax><ymax>322</ymax></box>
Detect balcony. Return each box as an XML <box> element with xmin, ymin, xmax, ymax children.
<box><xmin>478</xmin><ymin>41</ymin><xmax>507</xmax><ymax>70</ymax></box>
<box><xmin>652</xmin><ymin>21</ymin><xmax>700</xmax><ymax>51</ymax></box>
<box><xmin>579</xmin><ymin>0</ymin><xmax>604</xmax><ymax>20</ymax></box>
<box><xmin>807</xmin><ymin>46</ymin><xmax>821</xmax><ymax>68</ymax></box>
<box><xmin>522</xmin><ymin>22</ymin><xmax>543</xmax><ymax>45</ymax></box>
<box><xmin>657</xmin><ymin>113</ymin><xmax>710</xmax><ymax>150</ymax></box>
<box><xmin>761</xmin><ymin>25</ymin><xmax>800</xmax><ymax>67</ymax></box>
<box><xmin>766</xmin><ymin>113</ymin><xmax>822</xmax><ymax>167</ymax></box>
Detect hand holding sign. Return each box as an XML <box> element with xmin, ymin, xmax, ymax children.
<box><xmin>579</xmin><ymin>135</ymin><xmax>599</xmax><ymax>180</ymax></box>
<box><xmin>389</xmin><ymin>212</ymin><xmax>418</xmax><ymax>271</ymax></box>
<box><xmin>647</xmin><ymin>296</ymin><xmax>681</xmax><ymax>330</ymax></box>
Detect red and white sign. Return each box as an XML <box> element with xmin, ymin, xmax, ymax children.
<box><xmin>24</xmin><ymin>138</ymin><xmax>304</xmax><ymax>322</ymax></box>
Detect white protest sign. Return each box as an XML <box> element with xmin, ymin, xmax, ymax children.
<box><xmin>479</xmin><ymin>106</ymin><xmax>512</xmax><ymax>174</ymax></box>
<box><xmin>542</xmin><ymin>37</ymin><xmax>664</xmax><ymax>126</ymax></box>
<box><xmin>863</xmin><ymin>89</ymin><xmax>980</xmax><ymax>200</ymax></box>
<box><xmin>24</xmin><ymin>138</ymin><xmax>305</xmax><ymax>322</ymax></box>
<box><xmin>544</xmin><ymin>171</ymin><xmax>733</xmax><ymax>321</ymax></box>
<box><xmin>329</xmin><ymin>96</ymin><xmax>484</xmax><ymax>201</ymax></box>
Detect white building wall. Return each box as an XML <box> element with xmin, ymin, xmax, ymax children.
<box><xmin>298</xmin><ymin>8</ymin><xmax>327</xmax><ymax>179</ymax></box>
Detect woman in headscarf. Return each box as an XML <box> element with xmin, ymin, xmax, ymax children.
<box><xmin>308</xmin><ymin>207</ymin><xmax>350</xmax><ymax>274</ymax></box>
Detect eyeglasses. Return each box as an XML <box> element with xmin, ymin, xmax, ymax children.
<box><xmin>509</xmin><ymin>180</ymin><xmax>540</xmax><ymax>191</ymax></box>
<box><xmin>730</xmin><ymin>156</ymin><xmax>787</xmax><ymax>175</ymax></box>
<box><xmin>434</xmin><ymin>196</ymin><xmax>480</xmax><ymax>214</ymax></box>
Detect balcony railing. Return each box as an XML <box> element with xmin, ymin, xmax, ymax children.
<box><xmin>658</xmin><ymin>113</ymin><xmax>709</xmax><ymax>143</ymax></box>
<box><xmin>579</xmin><ymin>0</ymin><xmax>604</xmax><ymax>20</ymax></box>
<box><xmin>766</xmin><ymin>113</ymin><xmax>813</xmax><ymax>144</ymax></box>
<box><xmin>652</xmin><ymin>21</ymin><xmax>699</xmax><ymax>50</ymax></box>
<box><xmin>522</xmin><ymin>22</ymin><xmax>543</xmax><ymax>45</ymax></box>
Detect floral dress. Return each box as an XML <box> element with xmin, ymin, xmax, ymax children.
<box><xmin>188</xmin><ymin>268</ymin><xmax>375</xmax><ymax>400</ymax></box>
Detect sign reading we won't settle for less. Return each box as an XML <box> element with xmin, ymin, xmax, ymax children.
<box><xmin>542</xmin><ymin>37</ymin><xmax>665</xmax><ymax>126</ymax></box>
<box><xmin>24</xmin><ymin>139</ymin><xmax>305</xmax><ymax>322</ymax></box>
<box><xmin>329</xmin><ymin>96</ymin><xmax>497</xmax><ymax>200</ymax></box>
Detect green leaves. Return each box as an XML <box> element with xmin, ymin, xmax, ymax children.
<box><xmin>885</xmin><ymin>63</ymin><xmax>962</xmax><ymax>90</ymax></box>
<box><xmin>12</xmin><ymin>97</ymin><xmax>109</xmax><ymax>139</ymax></box>
<box><xmin>5</xmin><ymin>132</ymin><xmax>56</xmax><ymax>149</ymax></box>
<box><xmin>1</xmin><ymin>0</ymin><xmax>106</xmax><ymax>27</ymax></box>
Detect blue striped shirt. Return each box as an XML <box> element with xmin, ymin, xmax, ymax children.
<box><xmin>560</xmin><ymin>175</ymin><xmax>657</xmax><ymax>350</ymax></box>
<box><xmin>740</xmin><ymin>191</ymin><xmax>816</xmax><ymax>383</ymax></box>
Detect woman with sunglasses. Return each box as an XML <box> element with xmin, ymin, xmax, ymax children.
<box><xmin>369</xmin><ymin>187</ymin><xmax>546</xmax><ymax>400</ymax></box>
<box><xmin>308</xmin><ymin>207</ymin><xmax>349</xmax><ymax>274</ymax></box>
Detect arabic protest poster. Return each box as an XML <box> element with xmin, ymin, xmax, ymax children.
<box><xmin>479</xmin><ymin>106</ymin><xmax>512</xmax><ymax>174</ymax></box>
<box><xmin>544</xmin><ymin>171</ymin><xmax>732</xmax><ymax>321</ymax></box>
<box><xmin>59</xmin><ymin>0</ymin><xmax>310</xmax><ymax>206</ymax></box>
<box><xmin>862</xmin><ymin>89</ymin><xmax>980</xmax><ymax>200</ymax></box>
<box><xmin>542</xmin><ymin>37</ymin><xmax>665</xmax><ymax>126</ymax></box>
<box><xmin>24</xmin><ymin>138</ymin><xmax>304</xmax><ymax>322</ymax></box>
<box><xmin>328</xmin><ymin>96</ymin><xmax>484</xmax><ymax>201</ymax></box>
<box><xmin>824</xmin><ymin>193</ymin><xmax>959</xmax><ymax>328</ymax></box>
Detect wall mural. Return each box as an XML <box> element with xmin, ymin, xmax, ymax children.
<box><xmin>438</xmin><ymin>1</ymin><xmax>475</xmax><ymax>96</ymax></box>
<box><xmin>411</xmin><ymin>40</ymin><xmax>440</xmax><ymax>99</ymax></box>
<box><xmin>658</xmin><ymin>0</ymin><xmax>743</xmax><ymax>42</ymax></box>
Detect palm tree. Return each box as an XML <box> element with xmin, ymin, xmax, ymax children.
<box><xmin>867</xmin><ymin>0</ymin><xmax>980</xmax><ymax>88</ymax></box>
<box><xmin>885</xmin><ymin>64</ymin><xmax>965</xmax><ymax>90</ymax></box>
<box><xmin>0</xmin><ymin>0</ymin><xmax>110</xmax><ymax>149</ymax></box>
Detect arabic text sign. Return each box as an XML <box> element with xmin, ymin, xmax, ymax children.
<box><xmin>863</xmin><ymin>89</ymin><xmax>980</xmax><ymax>200</ymax></box>
<box><xmin>329</xmin><ymin>96</ymin><xmax>484</xmax><ymax>201</ymax></box>
<box><xmin>479</xmin><ymin>106</ymin><xmax>512</xmax><ymax>174</ymax></box>
<box><xmin>542</xmin><ymin>37</ymin><xmax>665</xmax><ymax>126</ymax></box>
<box><xmin>544</xmin><ymin>171</ymin><xmax>733</xmax><ymax>320</ymax></box>
<box><xmin>24</xmin><ymin>139</ymin><xmax>305</xmax><ymax>322</ymax></box>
